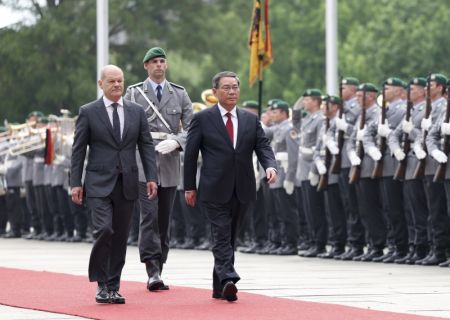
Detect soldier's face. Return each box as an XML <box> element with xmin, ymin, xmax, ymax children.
<box><xmin>98</xmin><ymin>67</ymin><xmax>124</xmax><ymax>102</ymax></box>
<box><xmin>303</xmin><ymin>96</ymin><xmax>320</xmax><ymax>112</ymax></box>
<box><xmin>341</xmin><ymin>85</ymin><xmax>356</xmax><ymax>100</ymax></box>
<box><xmin>410</xmin><ymin>85</ymin><xmax>425</xmax><ymax>103</ymax></box>
<box><xmin>144</xmin><ymin>57</ymin><xmax>167</xmax><ymax>81</ymax></box>
<box><xmin>271</xmin><ymin>109</ymin><xmax>287</xmax><ymax>123</ymax></box>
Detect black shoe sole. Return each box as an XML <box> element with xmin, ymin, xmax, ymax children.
<box><xmin>222</xmin><ymin>282</ymin><xmax>238</xmax><ymax>302</ymax></box>
<box><xmin>147</xmin><ymin>280</ymin><xmax>165</xmax><ymax>291</ymax></box>
<box><xmin>95</xmin><ymin>297</ymin><xmax>110</xmax><ymax>304</ymax></box>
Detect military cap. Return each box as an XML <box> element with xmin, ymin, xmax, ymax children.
<box><xmin>357</xmin><ymin>83</ymin><xmax>379</xmax><ymax>93</ymax></box>
<box><xmin>341</xmin><ymin>77</ymin><xmax>359</xmax><ymax>86</ymax></box>
<box><xmin>143</xmin><ymin>47</ymin><xmax>166</xmax><ymax>63</ymax></box>
<box><xmin>324</xmin><ymin>95</ymin><xmax>342</xmax><ymax>105</ymax></box>
<box><xmin>0</xmin><ymin>126</ymin><xmax>6</xmax><ymax>133</ymax></box>
<box><xmin>242</xmin><ymin>100</ymin><xmax>259</xmax><ymax>110</ymax></box>
<box><xmin>410</xmin><ymin>77</ymin><xmax>427</xmax><ymax>87</ymax></box>
<box><xmin>38</xmin><ymin>116</ymin><xmax>49</xmax><ymax>124</ymax></box>
<box><xmin>27</xmin><ymin>111</ymin><xmax>44</xmax><ymax>119</ymax></box>
<box><xmin>429</xmin><ymin>73</ymin><xmax>448</xmax><ymax>86</ymax></box>
<box><xmin>384</xmin><ymin>77</ymin><xmax>407</xmax><ymax>88</ymax></box>
<box><xmin>271</xmin><ymin>100</ymin><xmax>289</xmax><ymax>111</ymax></box>
<box><xmin>267</xmin><ymin>98</ymin><xmax>281</xmax><ymax>108</ymax></box>
<box><xmin>302</xmin><ymin>88</ymin><xmax>322</xmax><ymax>97</ymax></box>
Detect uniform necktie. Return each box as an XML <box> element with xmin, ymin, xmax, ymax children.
<box><xmin>225</xmin><ymin>112</ymin><xmax>233</xmax><ymax>145</ymax></box>
<box><xmin>156</xmin><ymin>85</ymin><xmax>162</xmax><ymax>102</ymax></box>
<box><xmin>111</xmin><ymin>103</ymin><xmax>121</xmax><ymax>141</ymax></box>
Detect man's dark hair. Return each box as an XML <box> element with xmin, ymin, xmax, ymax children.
<box><xmin>212</xmin><ymin>71</ymin><xmax>240</xmax><ymax>89</ymax></box>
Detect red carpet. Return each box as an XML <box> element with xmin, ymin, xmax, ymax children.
<box><xmin>0</xmin><ymin>267</ymin><xmax>445</xmax><ymax>320</ymax></box>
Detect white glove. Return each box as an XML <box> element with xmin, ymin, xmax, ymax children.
<box><xmin>275</xmin><ymin>152</ymin><xmax>288</xmax><ymax>170</ymax></box>
<box><xmin>393</xmin><ymin>148</ymin><xmax>406</xmax><ymax>161</ymax></box>
<box><xmin>421</xmin><ymin>118</ymin><xmax>432</xmax><ymax>131</ymax></box>
<box><xmin>335</xmin><ymin>117</ymin><xmax>349</xmax><ymax>132</ymax></box>
<box><xmin>367</xmin><ymin>146</ymin><xmax>382</xmax><ymax>161</ymax></box>
<box><xmin>0</xmin><ymin>165</ymin><xmax>5</xmax><ymax>175</ymax></box>
<box><xmin>308</xmin><ymin>171</ymin><xmax>319</xmax><ymax>186</ymax></box>
<box><xmin>299</xmin><ymin>146</ymin><xmax>313</xmax><ymax>155</ymax></box>
<box><xmin>402</xmin><ymin>120</ymin><xmax>413</xmax><ymax>134</ymax></box>
<box><xmin>155</xmin><ymin>139</ymin><xmax>179</xmax><ymax>154</ymax></box>
<box><xmin>326</xmin><ymin>139</ymin><xmax>339</xmax><ymax>155</ymax></box>
<box><xmin>283</xmin><ymin>180</ymin><xmax>294</xmax><ymax>195</ymax></box>
<box><xmin>53</xmin><ymin>155</ymin><xmax>66</xmax><ymax>165</ymax></box>
<box><xmin>377</xmin><ymin>121</ymin><xmax>391</xmax><ymax>138</ymax></box>
<box><xmin>413</xmin><ymin>144</ymin><xmax>427</xmax><ymax>160</ymax></box>
<box><xmin>322</xmin><ymin>133</ymin><xmax>329</xmax><ymax>145</ymax></box>
<box><xmin>348</xmin><ymin>150</ymin><xmax>361</xmax><ymax>166</ymax></box>
<box><xmin>431</xmin><ymin>149</ymin><xmax>448</xmax><ymax>163</ymax></box>
<box><xmin>441</xmin><ymin>122</ymin><xmax>450</xmax><ymax>136</ymax></box>
<box><xmin>315</xmin><ymin>159</ymin><xmax>327</xmax><ymax>175</ymax></box>
<box><xmin>356</xmin><ymin>127</ymin><xmax>366</xmax><ymax>141</ymax></box>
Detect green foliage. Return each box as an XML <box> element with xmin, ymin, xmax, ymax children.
<box><xmin>0</xmin><ymin>0</ymin><xmax>449</xmax><ymax>121</ymax></box>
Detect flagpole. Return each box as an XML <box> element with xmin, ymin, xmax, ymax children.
<box><xmin>258</xmin><ymin>57</ymin><xmax>264</xmax><ymax>118</ymax></box>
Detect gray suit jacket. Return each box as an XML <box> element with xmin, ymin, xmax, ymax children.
<box><xmin>70</xmin><ymin>98</ymin><xmax>157</xmax><ymax>200</ymax></box>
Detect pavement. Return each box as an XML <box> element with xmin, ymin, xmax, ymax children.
<box><xmin>1</xmin><ymin>238</ymin><xmax>450</xmax><ymax>319</ymax></box>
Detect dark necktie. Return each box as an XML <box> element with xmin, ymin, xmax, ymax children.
<box><xmin>112</xmin><ymin>103</ymin><xmax>121</xmax><ymax>141</ymax></box>
<box><xmin>156</xmin><ymin>85</ymin><xmax>162</xmax><ymax>102</ymax></box>
<box><xmin>225</xmin><ymin>112</ymin><xmax>234</xmax><ymax>145</ymax></box>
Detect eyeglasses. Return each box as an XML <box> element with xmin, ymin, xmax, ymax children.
<box><xmin>219</xmin><ymin>85</ymin><xmax>240</xmax><ymax>92</ymax></box>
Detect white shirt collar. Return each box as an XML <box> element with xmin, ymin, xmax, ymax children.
<box><xmin>217</xmin><ymin>103</ymin><xmax>237</xmax><ymax>117</ymax></box>
<box><xmin>103</xmin><ymin>96</ymin><xmax>123</xmax><ymax>108</ymax></box>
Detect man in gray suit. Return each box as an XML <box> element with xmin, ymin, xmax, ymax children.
<box><xmin>125</xmin><ymin>47</ymin><xmax>193</xmax><ymax>291</ymax></box>
<box><xmin>71</xmin><ymin>65</ymin><xmax>158</xmax><ymax>304</ymax></box>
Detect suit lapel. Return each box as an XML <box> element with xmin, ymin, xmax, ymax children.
<box><xmin>121</xmin><ymin>100</ymin><xmax>132</xmax><ymax>143</ymax></box>
<box><xmin>93</xmin><ymin>98</ymin><xmax>120</xmax><ymax>145</ymax></box>
<box><xmin>236</xmin><ymin>108</ymin><xmax>247</xmax><ymax>150</ymax></box>
<box><xmin>209</xmin><ymin>105</ymin><xmax>234</xmax><ymax>149</ymax></box>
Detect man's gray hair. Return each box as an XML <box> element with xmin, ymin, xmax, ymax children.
<box><xmin>212</xmin><ymin>71</ymin><xmax>240</xmax><ymax>89</ymax></box>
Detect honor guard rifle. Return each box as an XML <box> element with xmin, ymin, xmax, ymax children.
<box><xmin>330</xmin><ymin>82</ymin><xmax>344</xmax><ymax>174</ymax></box>
<box><xmin>433</xmin><ymin>81</ymin><xmax>450</xmax><ymax>182</ymax></box>
<box><xmin>393</xmin><ymin>85</ymin><xmax>413</xmax><ymax>180</ymax></box>
<box><xmin>371</xmin><ymin>85</ymin><xmax>386</xmax><ymax>178</ymax></box>
<box><xmin>318</xmin><ymin>98</ymin><xmax>331</xmax><ymax>191</ymax></box>
<box><xmin>349</xmin><ymin>90</ymin><xmax>366</xmax><ymax>184</ymax></box>
<box><xmin>413</xmin><ymin>76</ymin><xmax>432</xmax><ymax>179</ymax></box>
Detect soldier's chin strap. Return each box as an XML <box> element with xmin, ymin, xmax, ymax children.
<box><xmin>135</xmin><ymin>87</ymin><xmax>173</xmax><ymax>134</ymax></box>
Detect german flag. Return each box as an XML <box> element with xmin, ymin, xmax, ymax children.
<box><xmin>249</xmin><ymin>0</ymin><xmax>273</xmax><ymax>87</ymax></box>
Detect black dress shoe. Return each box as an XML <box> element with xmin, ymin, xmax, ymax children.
<box><xmin>276</xmin><ymin>244</ymin><xmax>298</xmax><ymax>255</ymax></box>
<box><xmin>360</xmin><ymin>250</ymin><xmax>384</xmax><ymax>262</ymax></box>
<box><xmin>438</xmin><ymin>259</ymin><xmax>450</xmax><ymax>267</ymax></box>
<box><xmin>212</xmin><ymin>290</ymin><xmax>222</xmax><ymax>299</ymax></box>
<box><xmin>222</xmin><ymin>281</ymin><xmax>238</xmax><ymax>302</ymax></box>
<box><xmin>297</xmin><ymin>242</ymin><xmax>311</xmax><ymax>252</ymax></box>
<box><xmin>318</xmin><ymin>247</ymin><xmax>344</xmax><ymax>259</ymax></box>
<box><xmin>421</xmin><ymin>253</ymin><xmax>447</xmax><ymax>266</ymax></box>
<box><xmin>195</xmin><ymin>241</ymin><xmax>212</xmax><ymax>250</ymax></box>
<box><xmin>383</xmin><ymin>251</ymin><xmax>407</xmax><ymax>263</ymax></box>
<box><xmin>95</xmin><ymin>284</ymin><xmax>110</xmax><ymax>304</ymax></box>
<box><xmin>109</xmin><ymin>290</ymin><xmax>125</xmax><ymax>304</ymax></box>
<box><xmin>372</xmin><ymin>250</ymin><xmax>392</xmax><ymax>262</ymax></box>
<box><xmin>301</xmin><ymin>246</ymin><xmax>326</xmax><ymax>258</ymax></box>
<box><xmin>3</xmin><ymin>231</ymin><xmax>21</xmax><ymax>238</ymax></box>
<box><xmin>146</xmin><ymin>260</ymin><xmax>166</xmax><ymax>291</ymax></box>
<box><xmin>339</xmin><ymin>248</ymin><xmax>363</xmax><ymax>261</ymax></box>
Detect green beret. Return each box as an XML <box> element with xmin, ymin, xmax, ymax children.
<box><xmin>27</xmin><ymin>111</ymin><xmax>44</xmax><ymax>119</ymax></box>
<box><xmin>272</xmin><ymin>100</ymin><xmax>289</xmax><ymax>111</ymax></box>
<box><xmin>384</xmin><ymin>77</ymin><xmax>407</xmax><ymax>88</ymax></box>
<box><xmin>410</xmin><ymin>77</ymin><xmax>427</xmax><ymax>87</ymax></box>
<box><xmin>38</xmin><ymin>116</ymin><xmax>49</xmax><ymax>124</ymax></box>
<box><xmin>0</xmin><ymin>126</ymin><xmax>6</xmax><ymax>133</ymax></box>
<box><xmin>357</xmin><ymin>83</ymin><xmax>379</xmax><ymax>93</ymax></box>
<box><xmin>242</xmin><ymin>100</ymin><xmax>259</xmax><ymax>110</ymax></box>
<box><xmin>341</xmin><ymin>77</ymin><xmax>359</xmax><ymax>86</ymax></box>
<box><xmin>303</xmin><ymin>88</ymin><xmax>322</xmax><ymax>97</ymax></box>
<box><xmin>267</xmin><ymin>98</ymin><xmax>281</xmax><ymax>108</ymax></box>
<box><xmin>323</xmin><ymin>95</ymin><xmax>342</xmax><ymax>105</ymax></box>
<box><xmin>429</xmin><ymin>73</ymin><xmax>448</xmax><ymax>86</ymax></box>
<box><xmin>143</xmin><ymin>47</ymin><xmax>166</xmax><ymax>63</ymax></box>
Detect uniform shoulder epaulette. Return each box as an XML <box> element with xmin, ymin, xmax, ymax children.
<box><xmin>127</xmin><ymin>82</ymin><xmax>143</xmax><ymax>89</ymax></box>
<box><xmin>169</xmin><ymin>82</ymin><xmax>185</xmax><ymax>90</ymax></box>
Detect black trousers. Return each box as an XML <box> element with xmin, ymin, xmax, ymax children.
<box><xmin>356</xmin><ymin>178</ymin><xmax>386</xmax><ymax>250</ymax></box>
<box><xmin>381</xmin><ymin>177</ymin><xmax>408</xmax><ymax>251</ymax></box>
<box><xmin>25</xmin><ymin>181</ymin><xmax>40</xmax><ymax>233</ymax></box>
<box><xmin>87</xmin><ymin>175</ymin><xmax>135</xmax><ymax>290</ymax></box>
<box><xmin>6</xmin><ymin>187</ymin><xmax>22</xmax><ymax>234</ymax></box>
<box><xmin>404</xmin><ymin>180</ymin><xmax>429</xmax><ymax>246</ymax></box>
<box><xmin>324</xmin><ymin>183</ymin><xmax>347</xmax><ymax>249</ymax></box>
<box><xmin>0</xmin><ymin>195</ymin><xmax>6</xmax><ymax>232</ymax></box>
<box><xmin>272</xmin><ymin>188</ymin><xmax>298</xmax><ymax>246</ymax></box>
<box><xmin>70</xmin><ymin>199</ymin><xmax>88</xmax><ymax>237</ymax></box>
<box><xmin>170</xmin><ymin>190</ymin><xmax>186</xmax><ymax>242</ymax></box>
<box><xmin>201</xmin><ymin>193</ymin><xmax>249</xmax><ymax>292</ymax></box>
<box><xmin>54</xmin><ymin>186</ymin><xmax>74</xmax><ymax>236</ymax></box>
<box><xmin>424</xmin><ymin>176</ymin><xmax>449</xmax><ymax>252</ymax></box>
<box><xmin>45</xmin><ymin>185</ymin><xmax>63</xmax><ymax>235</ymax></box>
<box><xmin>138</xmin><ymin>182</ymin><xmax>176</xmax><ymax>264</ymax></box>
<box><xmin>253</xmin><ymin>184</ymin><xmax>268</xmax><ymax>245</ymax></box>
<box><xmin>338</xmin><ymin>168</ymin><xmax>365</xmax><ymax>249</ymax></box>
<box><xmin>264</xmin><ymin>184</ymin><xmax>280</xmax><ymax>245</ymax></box>
<box><xmin>294</xmin><ymin>186</ymin><xmax>311</xmax><ymax>245</ymax></box>
<box><xmin>34</xmin><ymin>185</ymin><xmax>52</xmax><ymax>235</ymax></box>
<box><xmin>301</xmin><ymin>181</ymin><xmax>327</xmax><ymax>249</ymax></box>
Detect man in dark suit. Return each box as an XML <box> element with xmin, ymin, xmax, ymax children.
<box><xmin>184</xmin><ymin>71</ymin><xmax>277</xmax><ymax>302</ymax></box>
<box><xmin>70</xmin><ymin>65</ymin><xmax>158</xmax><ymax>304</ymax></box>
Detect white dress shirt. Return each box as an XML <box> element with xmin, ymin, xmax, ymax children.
<box><xmin>103</xmin><ymin>96</ymin><xmax>124</xmax><ymax>138</ymax></box>
<box><xmin>218</xmin><ymin>104</ymin><xmax>238</xmax><ymax>149</ymax></box>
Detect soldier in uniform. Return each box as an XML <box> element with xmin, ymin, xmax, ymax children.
<box><xmin>297</xmin><ymin>89</ymin><xmax>328</xmax><ymax>258</ymax></box>
<box><xmin>425</xmin><ymin>74</ymin><xmax>450</xmax><ymax>266</ymax></box>
<box><xmin>347</xmin><ymin>83</ymin><xmax>387</xmax><ymax>261</ymax></box>
<box><xmin>125</xmin><ymin>47</ymin><xmax>193</xmax><ymax>290</ymax></box>
<box><xmin>333</xmin><ymin>77</ymin><xmax>365</xmax><ymax>260</ymax></box>
<box><xmin>389</xmin><ymin>77</ymin><xmax>430</xmax><ymax>264</ymax></box>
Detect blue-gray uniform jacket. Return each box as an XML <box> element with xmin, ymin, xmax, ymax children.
<box><xmin>288</xmin><ymin>127</ymin><xmax>301</xmax><ymax>187</ymax></box>
<box><xmin>44</xmin><ymin>164</ymin><xmax>53</xmax><ymax>186</ymax></box>
<box><xmin>22</xmin><ymin>155</ymin><xmax>34</xmax><ymax>184</ymax></box>
<box><xmin>388</xmin><ymin>101</ymin><xmax>426</xmax><ymax>180</ymax></box>
<box><xmin>426</xmin><ymin>97</ymin><xmax>449</xmax><ymax>178</ymax></box>
<box><xmin>264</xmin><ymin>119</ymin><xmax>295</xmax><ymax>189</ymax></box>
<box><xmin>347</xmin><ymin>104</ymin><xmax>380</xmax><ymax>179</ymax></box>
<box><xmin>52</xmin><ymin>156</ymin><xmax>71</xmax><ymax>187</ymax></box>
<box><xmin>363</xmin><ymin>99</ymin><xmax>406</xmax><ymax>177</ymax></box>
<box><xmin>296</xmin><ymin>111</ymin><xmax>325</xmax><ymax>182</ymax></box>
<box><xmin>125</xmin><ymin>79</ymin><xmax>193</xmax><ymax>187</ymax></box>
<box><xmin>314</xmin><ymin>117</ymin><xmax>339</xmax><ymax>185</ymax></box>
<box><xmin>420</xmin><ymin>97</ymin><xmax>447</xmax><ymax>176</ymax></box>
<box><xmin>4</xmin><ymin>153</ymin><xmax>24</xmax><ymax>188</ymax></box>
<box><xmin>32</xmin><ymin>149</ymin><xmax>45</xmax><ymax>186</ymax></box>
<box><xmin>339</xmin><ymin>96</ymin><xmax>360</xmax><ymax>169</ymax></box>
